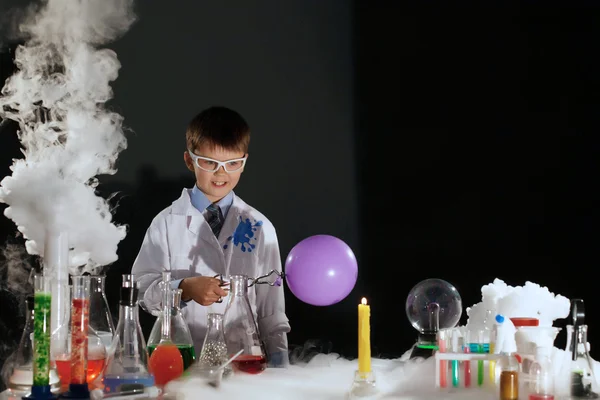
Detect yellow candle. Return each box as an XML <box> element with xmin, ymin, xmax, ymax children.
<box><xmin>358</xmin><ymin>297</ymin><xmax>371</xmax><ymax>373</ymax></box>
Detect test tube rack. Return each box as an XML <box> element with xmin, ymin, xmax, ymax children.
<box><xmin>434</xmin><ymin>351</ymin><xmax>500</xmax><ymax>389</ymax></box>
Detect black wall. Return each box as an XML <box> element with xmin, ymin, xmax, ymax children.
<box><xmin>1</xmin><ymin>1</ymin><xmax>600</xmax><ymax>391</ymax></box>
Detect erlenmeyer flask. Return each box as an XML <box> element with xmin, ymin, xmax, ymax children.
<box><xmin>103</xmin><ymin>275</ymin><xmax>155</xmax><ymax>394</ymax></box>
<box><xmin>565</xmin><ymin>324</ymin><xmax>599</xmax><ymax>399</ymax></box>
<box><xmin>89</xmin><ymin>275</ymin><xmax>115</xmax><ymax>351</ymax></box>
<box><xmin>52</xmin><ymin>281</ymin><xmax>107</xmax><ymax>389</ymax></box>
<box><xmin>147</xmin><ymin>288</ymin><xmax>195</xmax><ymax>370</ymax></box>
<box><xmin>3</xmin><ymin>295</ymin><xmax>61</xmax><ymax>395</ymax></box>
<box><xmin>223</xmin><ymin>275</ymin><xmax>267</xmax><ymax>374</ymax></box>
<box><xmin>196</xmin><ymin>313</ymin><xmax>232</xmax><ymax>377</ymax></box>
<box><xmin>147</xmin><ymin>272</ymin><xmax>184</xmax><ymax>387</ymax></box>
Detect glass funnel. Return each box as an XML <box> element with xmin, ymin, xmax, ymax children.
<box><xmin>89</xmin><ymin>275</ymin><xmax>115</xmax><ymax>351</ymax></box>
<box><xmin>103</xmin><ymin>274</ymin><xmax>155</xmax><ymax>394</ymax></box>
<box><xmin>223</xmin><ymin>275</ymin><xmax>267</xmax><ymax>374</ymax></box>
<box><xmin>2</xmin><ymin>295</ymin><xmax>60</xmax><ymax>395</ymax></box>
<box><xmin>147</xmin><ymin>288</ymin><xmax>195</xmax><ymax>370</ymax></box>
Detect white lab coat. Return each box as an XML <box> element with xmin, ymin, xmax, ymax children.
<box><xmin>131</xmin><ymin>189</ymin><xmax>290</xmax><ymax>360</ymax></box>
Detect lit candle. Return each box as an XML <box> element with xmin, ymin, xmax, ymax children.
<box><xmin>358</xmin><ymin>297</ymin><xmax>371</xmax><ymax>373</ymax></box>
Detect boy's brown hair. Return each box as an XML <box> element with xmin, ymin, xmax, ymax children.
<box><xmin>186</xmin><ymin>106</ymin><xmax>250</xmax><ymax>154</ymax></box>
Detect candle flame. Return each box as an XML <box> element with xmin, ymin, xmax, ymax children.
<box><xmin>361</xmin><ymin>297</ymin><xmax>367</xmax><ymax>305</ymax></box>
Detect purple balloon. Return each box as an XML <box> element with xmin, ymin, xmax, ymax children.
<box><xmin>284</xmin><ymin>235</ymin><xmax>358</xmax><ymax>306</ymax></box>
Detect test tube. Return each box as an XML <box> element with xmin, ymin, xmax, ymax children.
<box><xmin>33</xmin><ymin>275</ymin><xmax>52</xmax><ymax>388</ymax></box>
<box><xmin>451</xmin><ymin>330</ymin><xmax>460</xmax><ymax>388</ymax></box>
<box><xmin>477</xmin><ymin>329</ymin><xmax>485</xmax><ymax>386</ymax></box>
<box><xmin>70</xmin><ymin>276</ymin><xmax>91</xmax><ymax>386</ymax></box>
<box><xmin>464</xmin><ymin>331</ymin><xmax>472</xmax><ymax>388</ymax></box>
<box><xmin>437</xmin><ymin>329</ymin><xmax>448</xmax><ymax>388</ymax></box>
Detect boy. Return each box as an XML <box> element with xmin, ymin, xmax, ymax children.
<box><xmin>131</xmin><ymin>106</ymin><xmax>290</xmax><ymax>367</ymax></box>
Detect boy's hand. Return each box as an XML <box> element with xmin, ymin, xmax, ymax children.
<box><xmin>179</xmin><ymin>276</ymin><xmax>229</xmax><ymax>306</ymax></box>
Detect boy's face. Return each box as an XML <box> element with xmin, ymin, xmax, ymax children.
<box><xmin>184</xmin><ymin>143</ymin><xmax>247</xmax><ymax>203</ymax></box>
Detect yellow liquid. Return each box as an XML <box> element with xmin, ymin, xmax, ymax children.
<box><xmin>489</xmin><ymin>342</ymin><xmax>496</xmax><ymax>382</ymax></box>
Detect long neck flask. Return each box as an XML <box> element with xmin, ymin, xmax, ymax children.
<box><xmin>147</xmin><ymin>272</ymin><xmax>184</xmax><ymax>387</ymax></box>
<box><xmin>103</xmin><ymin>275</ymin><xmax>154</xmax><ymax>394</ymax></box>
<box><xmin>197</xmin><ymin>313</ymin><xmax>231</xmax><ymax>376</ymax></box>
<box><xmin>89</xmin><ymin>275</ymin><xmax>115</xmax><ymax>351</ymax></box>
<box><xmin>223</xmin><ymin>274</ymin><xmax>266</xmax><ymax>374</ymax></box>
<box><xmin>566</xmin><ymin>324</ymin><xmax>599</xmax><ymax>399</ymax></box>
<box><xmin>147</xmin><ymin>288</ymin><xmax>195</xmax><ymax>370</ymax></box>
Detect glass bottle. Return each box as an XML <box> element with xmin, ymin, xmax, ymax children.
<box><xmin>147</xmin><ymin>272</ymin><xmax>184</xmax><ymax>387</ymax></box>
<box><xmin>196</xmin><ymin>313</ymin><xmax>231</xmax><ymax>376</ymax></box>
<box><xmin>103</xmin><ymin>274</ymin><xmax>155</xmax><ymax>394</ymax></box>
<box><xmin>223</xmin><ymin>274</ymin><xmax>267</xmax><ymax>374</ymax></box>
<box><xmin>3</xmin><ymin>295</ymin><xmax>61</xmax><ymax>396</ymax></box>
<box><xmin>528</xmin><ymin>345</ymin><xmax>555</xmax><ymax>400</ymax></box>
<box><xmin>89</xmin><ymin>275</ymin><xmax>115</xmax><ymax>351</ymax></box>
<box><xmin>147</xmin><ymin>288</ymin><xmax>195</xmax><ymax>370</ymax></box>
<box><xmin>498</xmin><ymin>351</ymin><xmax>519</xmax><ymax>400</ymax></box>
<box><xmin>565</xmin><ymin>324</ymin><xmax>599</xmax><ymax>399</ymax></box>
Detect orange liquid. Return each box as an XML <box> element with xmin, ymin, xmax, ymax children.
<box><xmin>55</xmin><ymin>357</ymin><xmax>106</xmax><ymax>386</ymax></box>
<box><xmin>148</xmin><ymin>343</ymin><xmax>184</xmax><ymax>386</ymax></box>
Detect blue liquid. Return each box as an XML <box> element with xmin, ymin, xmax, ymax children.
<box><xmin>103</xmin><ymin>376</ymin><xmax>155</xmax><ymax>394</ymax></box>
<box><xmin>467</xmin><ymin>343</ymin><xmax>490</xmax><ymax>353</ymax></box>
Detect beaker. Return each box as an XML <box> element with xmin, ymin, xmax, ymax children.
<box><xmin>223</xmin><ymin>275</ymin><xmax>266</xmax><ymax>374</ymax></box>
<box><xmin>147</xmin><ymin>272</ymin><xmax>184</xmax><ymax>387</ymax></box>
<box><xmin>4</xmin><ymin>295</ymin><xmax>60</xmax><ymax>395</ymax></box>
<box><xmin>196</xmin><ymin>313</ymin><xmax>231</xmax><ymax>377</ymax></box>
<box><xmin>52</xmin><ymin>281</ymin><xmax>106</xmax><ymax>389</ymax></box>
<box><xmin>89</xmin><ymin>275</ymin><xmax>115</xmax><ymax>351</ymax></box>
<box><xmin>147</xmin><ymin>288</ymin><xmax>195</xmax><ymax>370</ymax></box>
<box><xmin>565</xmin><ymin>324</ymin><xmax>599</xmax><ymax>399</ymax></box>
<box><xmin>103</xmin><ymin>275</ymin><xmax>155</xmax><ymax>394</ymax></box>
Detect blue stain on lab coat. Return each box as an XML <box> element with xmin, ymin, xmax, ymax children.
<box><xmin>224</xmin><ymin>216</ymin><xmax>263</xmax><ymax>252</ymax></box>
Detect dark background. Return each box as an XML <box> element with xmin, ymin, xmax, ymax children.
<box><xmin>1</xmin><ymin>0</ymin><xmax>600</xmax><ymax>390</ymax></box>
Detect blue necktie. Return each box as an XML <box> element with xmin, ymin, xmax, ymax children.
<box><xmin>206</xmin><ymin>203</ymin><xmax>224</xmax><ymax>238</ymax></box>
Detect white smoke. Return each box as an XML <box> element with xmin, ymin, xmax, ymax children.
<box><xmin>0</xmin><ymin>0</ymin><xmax>136</xmax><ymax>273</ymax></box>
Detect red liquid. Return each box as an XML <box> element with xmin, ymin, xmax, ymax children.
<box><xmin>529</xmin><ymin>395</ymin><xmax>554</xmax><ymax>400</ymax></box>
<box><xmin>70</xmin><ymin>298</ymin><xmax>90</xmax><ymax>384</ymax></box>
<box><xmin>148</xmin><ymin>343</ymin><xmax>184</xmax><ymax>386</ymax></box>
<box><xmin>55</xmin><ymin>358</ymin><xmax>106</xmax><ymax>385</ymax></box>
<box><xmin>232</xmin><ymin>354</ymin><xmax>267</xmax><ymax>374</ymax></box>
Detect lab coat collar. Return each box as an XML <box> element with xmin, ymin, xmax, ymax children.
<box><xmin>170</xmin><ymin>189</ymin><xmax>244</xmax><ymax>249</ymax></box>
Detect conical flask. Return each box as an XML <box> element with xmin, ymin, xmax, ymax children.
<box><xmin>89</xmin><ymin>275</ymin><xmax>115</xmax><ymax>351</ymax></box>
<box><xmin>52</xmin><ymin>281</ymin><xmax>107</xmax><ymax>389</ymax></box>
<box><xmin>2</xmin><ymin>295</ymin><xmax>61</xmax><ymax>396</ymax></box>
<box><xmin>147</xmin><ymin>272</ymin><xmax>184</xmax><ymax>387</ymax></box>
<box><xmin>103</xmin><ymin>274</ymin><xmax>155</xmax><ymax>394</ymax></box>
<box><xmin>196</xmin><ymin>313</ymin><xmax>232</xmax><ymax>376</ymax></box>
<box><xmin>223</xmin><ymin>275</ymin><xmax>267</xmax><ymax>374</ymax></box>
<box><xmin>147</xmin><ymin>288</ymin><xmax>195</xmax><ymax>370</ymax></box>
<box><xmin>566</xmin><ymin>324</ymin><xmax>599</xmax><ymax>399</ymax></box>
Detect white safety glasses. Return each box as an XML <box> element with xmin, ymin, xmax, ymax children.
<box><xmin>188</xmin><ymin>150</ymin><xmax>247</xmax><ymax>173</ymax></box>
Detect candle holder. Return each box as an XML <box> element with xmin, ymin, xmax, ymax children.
<box><xmin>348</xmin><ymin>370</ymin><xmax>378</xmax><ymax>399</ymax></box>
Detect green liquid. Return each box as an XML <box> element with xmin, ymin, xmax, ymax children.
<box><xmin>33</xmin><ymin>292</ymin><xmax>52</xmax><ymax>386</ymax></box>
<box><xmin>148</xmin><ymin>344</ymin><xmax>196</xmax><ymax>370</ymax></box>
